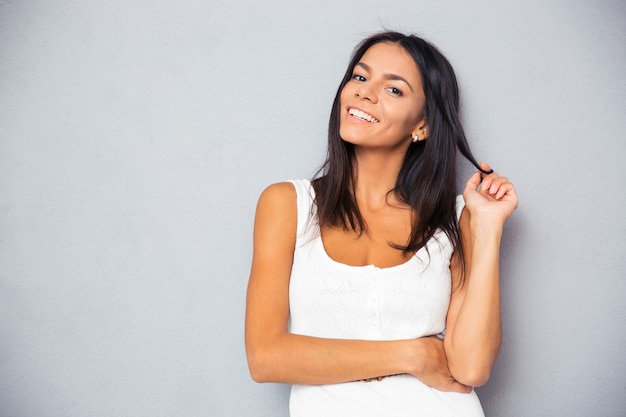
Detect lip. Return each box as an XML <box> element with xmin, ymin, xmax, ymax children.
<box><xmin>346</xmin><ymin>106</ymin><xmax>379</xmax><ymax>124</ymax></box>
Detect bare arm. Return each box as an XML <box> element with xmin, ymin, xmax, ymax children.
<box><xmin>245</xmin><ymin>182</ymin><xmax>470</xmax><ymax>391</ymax></box>
<box><xmin>444</xmin><ymin>163</ymin><xmax>518</xmax><ymax>387</ymax></box>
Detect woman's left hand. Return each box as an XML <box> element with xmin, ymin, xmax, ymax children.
<box><xmin>463</xmin><ymin>162</ymin><xmax>518</xmax><ymax>224</ymax></box>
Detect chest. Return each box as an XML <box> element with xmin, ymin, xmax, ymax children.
<box><xmin>320</xmin><ymin>209</ymin><xmax>415</xmax><ymax>268</ymax></box>
<box><xmin>288</xmin><ymin>233</ymin><xmax>453</xmax><ymax>340</ymax></box>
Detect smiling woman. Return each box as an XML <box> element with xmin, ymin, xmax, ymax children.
<box><xmin>339</xmin><ymin>43</ymin><xmax>425</xmax><ymax>152</ymax></box>
<box><xmin>245</xmin><ymin>31</ymin><xmax>518</xmax><ymax>417</ymax></box>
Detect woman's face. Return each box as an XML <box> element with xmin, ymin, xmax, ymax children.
<box><xmin>339</xmin><ymin>42</ymin><xmax>427</xmax><ymax>150</ymax></box>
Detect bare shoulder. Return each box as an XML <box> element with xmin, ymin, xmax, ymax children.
<box><xmin>256</xmin><ymin>182</ymin><xmax>297</xmax><ymax>221</ymax></box>
<box><xmin>254</xmin><ymin>182</ymin><xmax>298</xmax><ymax>242</ymax></box>
<box><xmin>257</xmin><ymin>182</ymin><xmax>296</xmax><ymax>206</ymax></box>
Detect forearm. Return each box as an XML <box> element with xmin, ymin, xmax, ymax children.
<box><xmin>246</xmin><ymin>331</ymin><xmax>415</xmax><ymax>384</ymax></box>
<box><xmin>445</xmin><ymin>219</ymin><xmax>503</xmax><ymax>386</ymax></box>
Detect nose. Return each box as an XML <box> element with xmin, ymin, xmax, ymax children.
<box><xmin>355</xmin><ymin>84</ymin><xmax>377</xmax><ymax>103</ymax></box>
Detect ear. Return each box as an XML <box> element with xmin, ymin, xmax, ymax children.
<box><xmin>411</xmin><ymin>117</ymin><xmax>429</xmax><ymax>141</ymax></box>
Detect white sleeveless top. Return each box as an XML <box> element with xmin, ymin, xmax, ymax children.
<box><xmin>288</xmin><ymin>179</ymin><xmax>484</xmax><ymax>417</ymax></box>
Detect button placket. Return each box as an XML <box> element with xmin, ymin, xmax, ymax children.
<box><xmin>367</xmin><ymin>267</ymin><xmax>381</xmax><ymax>331</ymax></box>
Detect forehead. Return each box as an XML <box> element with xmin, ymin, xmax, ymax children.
<box><xmin>357</xmin><ymin>42</ymin><xmax>422</xmax><ymax>86</ymax></box>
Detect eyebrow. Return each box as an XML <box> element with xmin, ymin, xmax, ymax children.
<box><xmin>355</xmin><ymin>62</ymin><xmax>414</xmax><ymax>92</ymax></box>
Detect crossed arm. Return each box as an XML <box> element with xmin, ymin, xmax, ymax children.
<box><xmin>244</xmin><ymin>167</ymin><xmax>517</xmax><ymax>389</ymax></box>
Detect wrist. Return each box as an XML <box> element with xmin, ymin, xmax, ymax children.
<box><xmin>404</xmin><ymin>337</ymin><xmax>437</xmax><ymax>378</ymax></box>
<box><xmin>469</xmin><ymin>216</ymin><xmax>504</xmax><ymax>242</ymax></box>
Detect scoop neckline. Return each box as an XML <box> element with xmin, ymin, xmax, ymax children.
<box><xmin>303</xmin><ymin>178</ymin><xmax>431</xmax><ymax>272</ymax></box>
<box><xmin>315</xmin><ymin>232</ymin><xmax>425</xmax><ymax>272</ymax></box>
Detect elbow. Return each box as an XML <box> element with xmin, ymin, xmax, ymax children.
<box><xmin>447</xmin><ymin>351</ymin><xmax>494</xmax><ymax>387</ymax></box>
<box><xmin>246</xmin><ymin>352</ymin><xmax>267</xmax><ymax>383</ymax></box>
<box><xmin>448</xmin><ymin>354</ymin><xmax>495</xmax><ymax>387</ymax></box>
<box><xmin>245</xmin><ymin>345</ymin><xmax>275</xmax><ymax>383</ymax></box>
<box><xmin>248</xmin><ymin>367</ymin><xmax>270</xmax><ymax>383</ymax></box>
<box><xmin>248</xmin><ymin>362</ymin><xmax>271</xmax><ymax>383</ymax></box>
<box><xmin>452</xmin><ymin>366</ymin><xmax>491</xmax><ymax>387</ymax></box>
<box><xmin>445</xmin><ymin>339</ymin><xmax>500</xmax><ymax>387</ymax></box>
<box><xmin>245</xmin><ymin>328</ymin><xmax>290</xmax><ymax>383</ymax></box>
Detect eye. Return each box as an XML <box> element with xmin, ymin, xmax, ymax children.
<box><xmin>352</xmin><ymin>74</ymin><xmax>366</xmax><ymax>82</ymax></box>
<box><xmin>386</xmin><ymin>86</ymin><xmax>403</xmax><ymax>96</ymax></box>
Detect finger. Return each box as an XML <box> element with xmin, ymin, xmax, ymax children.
<box><xmin>489</xmin><ymin>178</ymin><xmax>512</xmax><ymax>197</ymax></box>
<box><xmin>488</xmin><ymin>177</ymin><xmax>508</xmax><ymax>195</ymax></box>
<box><xmin>480</xmin><ymin>170</ymin><xmax>499</xmax><ymax>190</ymax></box>
<box><xmin>465</xmin><ymin>171</ymin><xmax>482</xmax><ymax>193</ymax></box>
<box><xmin>479</xmin><ymin>161</ymin><xmax>492</xmax><ymax>173</ymax></box>
<box><xmin>448</xmin><ymin>380</ymin><xmax>473</xmax><ymax>394</ymax></box>
<box><xmin>494</xmin><ymin>181</ymin><xmax>514</xmax><ymax>199</ymax></box>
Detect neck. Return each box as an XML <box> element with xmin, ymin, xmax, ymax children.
<box><xmin>353</xmin><ymin>147</ymin><xmax>407</xmax><ymax>211</ymax></box>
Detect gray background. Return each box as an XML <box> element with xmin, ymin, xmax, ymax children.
<box><xmin>1</xmin><ymin>0</ymin><xmax>625</xmax><ymax>416</ymax></box>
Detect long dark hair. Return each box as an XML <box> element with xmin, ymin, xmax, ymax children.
<box><xmin>312</xmin><ymin>31</ymin><xmax>489</xmax><ymax>273</ymax></box>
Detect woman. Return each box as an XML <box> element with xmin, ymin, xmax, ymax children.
<box><xmin>245</xmin><ymin>31</ymin><xmax>517</xmax><ymax>417</ymax></box>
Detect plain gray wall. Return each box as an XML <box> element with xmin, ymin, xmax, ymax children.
<box><xmin>1</xmin><ymin>0</ymin><xmax>625</xmax><ymax>416</ymax></box>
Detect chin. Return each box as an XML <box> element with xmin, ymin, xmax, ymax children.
<box><xmin>339</xmin><ymin>133</ymin><xmax>361</xmax><ymax>146</ymax></box>
<box><xmin>339</xmin><ymin>127</ymin><xmax>363</xmax><ymax>146</ymax></box>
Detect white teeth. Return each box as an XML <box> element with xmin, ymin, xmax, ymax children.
<box><xmin>349</xmin><ymin>108</ymin><xmax>379</xmax><ymax>123</ymax></box>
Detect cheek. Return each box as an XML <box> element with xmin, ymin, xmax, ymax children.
<box><xmin>339</xmin><ymin>86</ymin><xmax>352</xmax><ymax>106</ymax></box>
<box><xmin>398</xmin><ymin>101</ymin><xmax>424</xmax><ymax>129</ymax></box>
<box><xmin>388</xmin><ymin>106</ymin><xmax>421</xmax><ymax>130</ymax></box>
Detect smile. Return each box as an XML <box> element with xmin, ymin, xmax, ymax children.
<box><xmin>348</xmin><ymin>108</ymin><xmax>379</xmax><ymax>123</ymax></box>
